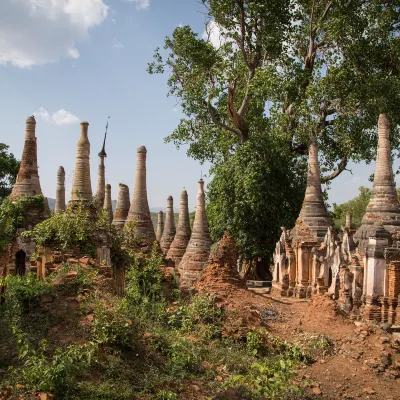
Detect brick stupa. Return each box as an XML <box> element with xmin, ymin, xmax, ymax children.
<box><xmin>156</xmin><ymin>211</ymin><xmax>164</xmax><ymax>242</ymax></box>
<box><xmin>103</xmin><ymin>184</ymin><xmax>113</xmax><ymax>223</ymax></box>
<box><xmin>55</xmin><ymin>166</ymin><xmax>66</xmax><ymax>214</ymax></box>
<box><xmin>355</xmin><ymin>114</ymin><xmax>400</xmax><ymax>252</ymax></box>
<box><xmin>96</xmin><ymin>129</ymin><xmax>107</xmax><ymax>207</ymax></box>
<box><xmin>126</xmin><ymin>146</ymin><xmax>156</xmax><ymax>246</ymax></box>
<box><xmin>179</xmin><ymin>179</ymin><xmax>212</xmax><ymax>289</ymax></box>
<box><xmin>113</xmin><ymin>184</ymin><xmax>130</xmax><ymax>227</ymax></box>
<box><xmin>160</xmin><ymin>196</ymin><xmax>176</xmax><ymax>254</ymax></box>
<box><xmin>70</xmin><ymin>122</ymin><xmax>92</xmax><ymax>202</ymax></box>
<box><xmin>167</xmin><ymin>190</ymin><xmax>191</xmax><ymax>268</ymax></box>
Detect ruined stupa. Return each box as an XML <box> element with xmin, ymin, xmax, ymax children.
<box><xmin>113</xmin><ymin>184</ymin><xmax>130</xmax><ymax>227</ymax></box>
<box><xmin>126</xmin><ymin>146</ymin><xmax>156</xmax><ymax>246</ymax></box>
<box><xmin>11</xmin><ymin>116</ymin><xmax>43</xmax><ymax>200</ymax></box>
<box><xmin>96</xmin><ymin>127</ymin><xmax>107</xmax><ymax>207</ymax></box>
<box><xmin>70</xmin><ymin>122</ymin><xmax>92</xmax><ymax>202</ymax></box>
<box><xmin>156</xmin><ymin>211</ymin><xmax>164</xmax><ymax>242</ymax></box>
<box><xmin>345</xmin><ymin>211</ymin><xmax>352</xmax><ymax>230</ymax></box>
<box><xmin>55</xmin><ymin>166</ymin><xmax>66</xmax><ymax>214</ymax></box>
<box><xmin>355</xmin><ymin>114</ymin><xmax>400</xmax><ymax>252</ymax></box>
<box><xmin>179</xmin><ymin>179</ymin><xmax>212</xmax><ymax>289</ymax></box>
<box><xmin>160</xmin><ymin>196</ymin><xmax>176</xmax><ymax>254</ymax></box>
<box><xmin>167</xmin><ymin>190</ymin><xmax>191</xmax><ymax>267</ymax></box>
<box><xmin>292</xmin><ymin>134</ymin><xmax>332</xmax><ymax>242</ymax></box>
<box><xmin>103</xmin><ymin>184</ymin><xmax>113</xmax><ymax>223</ymax></box>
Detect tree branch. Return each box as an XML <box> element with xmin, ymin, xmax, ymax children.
<box><xmin>321</xmin><ymin>156</ymin><xmax>348</xmax><ymax>182</ymax></box>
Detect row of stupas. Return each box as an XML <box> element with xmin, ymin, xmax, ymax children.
<box><xmin>6</xmin><ymin>116</ymin><xmax>213</xmax><ymax>290</ymax></box>
<box><xmin>272</xmin><ymin>114</ymin><xmax>400</xmax><ymax>325</ymax></box>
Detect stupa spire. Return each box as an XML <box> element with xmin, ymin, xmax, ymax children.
<box><xmin>10</xmin><ymin>116</ymin><xmax>43</xmax><ymax>200</ymax></box>
<box><xmin>113</xmin><ymin>183</ymin><xmax>130</xmax><ymax>227</ymax></box>
<box><xmin>70</xmin><ymin>122</ymin><xmax>92</xmax><ymax>201</ymax></box>
<box><xmin>103</xmin><ymin>184</ymin><xmax>113</xmax><ymax>223</ymax></box>
<box><xmin>156</xmin><ymin>211</ymin><xmax>164</xmax><ymax>242</ymax></box>
<box><xmin>167</xmin><ymin>190</ymin><xmax>191</xmax><ymax>267</ymax></box>
<box><xmin>96</xmin><ymin>117</ymin><xmax>109</xmax><ymax>206</ymax></box>
<box><xmin>295</xmin><ymin>134</ymin><xmax>331</xmax><ymax>241</ymax></box>
<box><xmin>55</xmin><ymin>166</ymin><xmax>66</xmax><ymax>214</ymax></box>
<box><xmin>179</xmin><ymin>179</ymin><xmax>212</xmax><ymax>289</ymax></box>
<box><xmin>355</xmin><ymin>114</ymin><xmax>400</xmax><ymax>251</ymax></box>
<box><xmin>126</xmin><ymin>146</ymin><xmax>156</xmax><ymax>246</ymax></box>
<box><xmin>160</xmin><ymin>196</ymin><xmax>176</xmax><ymax>254</ymax></box>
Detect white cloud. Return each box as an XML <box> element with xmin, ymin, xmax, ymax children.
<box><xmin>0</xmin><ymin>0</ymin><xmax>108</xmax><ymax>68</ymax></box>
<box><xmin>126</xmin><ymin>0</ymin><xmax>150</xmax><ymax>10</ymax></box>
<box><xmin>113</xmin><ymin>39</ymin><xmax>124</xmax><ymax>49</ymax></box>
<box><xmin>34</xmin><ymin>107</ymin><xmax>80</xmax><ymax>125</ymax></box>
<box><xmin>202</xmin><ymin>20</ymin><xmax>228</xmax><ymax>49</ymax></box>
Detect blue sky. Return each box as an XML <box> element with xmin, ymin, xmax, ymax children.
<box><xmin>0</xmin><ymin>0</ymin><xmax>397</xmax><ymax>211</ymax></box>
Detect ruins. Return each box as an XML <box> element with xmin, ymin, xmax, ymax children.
<box><xmin>70</xmin><ymin>122</ymin><xmax>92</xmax><ymax>202</ymax></box>
<box><xmin>126</xmin><ymin>146</ymin><xmax>156</xmax><ymax>248</ymax></box>
<box><xmin>104</xmin><ymin>184</ymin><xmax>113</xmax><ymax>223</ymax></box>
<box><xmin>55</xmin><ymin>166</ymin><xmax>66</xmax><ymax>214</ymax></box>
<box><xmin>113</xmin><ymin>184</ymin><xmax>130</xmax><ymax>228</ymax></box>
<box><xmin>156</xmin><ymin>211</ymin><xmax>164</xmax><ymax>242</ymax></box>
<box><xmin>160</xmin><ymin>196</ymin><xmax>176</xmax><ymax>254</ymax></box>
<box><xmin>167</xmin><ymin>190</ymin><xmax>191</xmax><ymax>268</ymax></box>
<box><xmin>179</xmin><ymin>179</ymin><xmax>212</xmax><ymax>289</ymax></box>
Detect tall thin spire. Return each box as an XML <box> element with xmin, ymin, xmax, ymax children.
<box><xmin>355</xmin><ymin>114</ymin><xmax>400</xmax><ymax>251</ymax></box>
<box><xmin>96</xmin><ymin>117</ymin><xmax>109</xmax><ymax>206</ymax></box>
<box><xmin>55</xmin><ymin>166</ymin><xmax>66</xmax><ymax>214</ymax></box>
<box><xmin>113</xmin><ymin>183</ymin><xmax>130</xmax><ymax>227</ymax></box>
<box><xmin>179</xmin><ymin>179</ymin><xmax>212</xmax><ymax>289</ymax></box>
<box><xmin>160</xmin><ymin>196</ymin><xmax>176</xmax><ymax>254</ymax></box>
<box><xmin>103</xmin><ymin>184</ymin><xmax>113</xmax><ymax>223</ymax></box>
<box><xmin>167</xmin><ymin>190</ymin><xmax>191</xmax><ymax>267</ymax></box>
<box><xmin>126</xmin><ymin>146</ymin><xmax>156</xmax><ymax>246</ymax></box>
<box><xmin>11</xmin><ymin>116</ymin><xmax>43</xmax><ymax>200</ymax></box>
<box><xmin>156</xmin><ymin>211</ymin><xmax>164</xmax><ymax>242</ymax></box>
<box><xmin>294</xmin><ymin>134</ymin><xmax>331</xmax><ymax>241</ymax></box>
<box><xmin>70</xmin><ymin>122</ymin><xmax>92</xmax><ymax>201</ymax></box>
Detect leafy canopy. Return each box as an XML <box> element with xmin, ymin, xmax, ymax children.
<box><xmin>0</xmin><ymin>143</ymin><xmax>19</xmax><ymax>201</ymax></box>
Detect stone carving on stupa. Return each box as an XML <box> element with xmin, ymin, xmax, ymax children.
<box><xmin>160</xmin><ymin>196</ymin><xmax>176</xmax><ymax>254</ymax></box>
<box><xmin>179</xmin><ymin>179</ymin><xmax>212</xmax><ymax>289</ymax></box>
<box><xmin>167</xmin><ymin>190</ymin><xmax>191</xmax><ymax>268</ymax></box>
<box><xmin>113</xmin><ymin>184</ymin><xmax>130</xmax><ymax>228</ymax></box>
<box><xmin>55</xmin><ymin>166</ymin><xmax>66</xmax><ymax>214</ymax></box>
<box><xmin>126</xmin><ymin>146</ymin><xmax>156</xmax><ymax>247</ymax></box>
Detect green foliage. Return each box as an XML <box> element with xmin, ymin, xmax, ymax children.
<box><xmin>207</xmin><ymin>133</ymin><xmax>306</xmax><ymax>260</ymax></box>
<box><xmin>10</xmin><ymin>327</ymin><xmax>96</xmax><ymax>393</ymax></box>
<box><xmin>223</xmin><ymin>358</ymin><xmax>300</xmax><ymax>399</ymax></box>
<box><xmin>0</xmin><ymin>143</ymin><xmax>19</xmax><ymax>201</ymax></box>
<box><xmin>0</xmin><ymin>194</ymin><xmax>45</xmax><ymax>250</ymax></box>
<box><xmin>22</xmin><ymin>202</ymin><xmax>108</xmax><ymax>258</ymax></box>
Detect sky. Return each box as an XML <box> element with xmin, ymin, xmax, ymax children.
<box><xmin>0</xmin><ymin>0</ymin><xmax>398</xmax><ymax>211</ymax></box>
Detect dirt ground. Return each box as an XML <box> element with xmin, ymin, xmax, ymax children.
<box><xmin>250</xmin><ymin>289</ymin><xmax>400</xmax><ymax>400</ymax></box>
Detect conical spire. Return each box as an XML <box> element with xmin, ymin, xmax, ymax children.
<box><xmin>113</xmin><ymin>184</ymin><xmax>130</xmax><ymax>227</ymax></box>
<box><xmin>179</xmin><ymin>179</ymin><xmax>212</xmax><ymax>289</ymax></box>
<box><xmin>160</xmin><ymin>196</ymin><xmax>176</xmax><ymax>254</ymax></box>
<box><xmin>103</xmin><ymin>184</ymin><xmax>113</xmax><ymax>223</ymax></box>
<box><xmin>55</xmin><ymin>166</ymin><xmax>66</xmax><ymax>214</ymax></box>
<box><xmin>126</xmin><ymin>146</ymin><xmax>156</xmax><ymax>246</ymax></box>
<box><xmin>70</xmin><ymin>122</ymin><xmax>92</xmax><ymax>201</ymax></box>
<box><xmin>156</xmin><ymin>211</ymin><xmax>164</xmax><ymax>242</ymax></box>
<box><xmin>10</xmin><ymin>116</ymin><xmax>43</xmax><ymax>200</ymax></box>
<box><xmin>294</xmin><ymin>134</ymin><xmax>332</xmax><ymax>241</ymax></box>
<box><xmin>167</xmin><ymin>190</ymin><xmax>191</xmax><ymax>267</ymax></box>
<box><xmin>355</xmin><ymin>114</ymin><xmax>400</xmax><ymax>251</ymax></box>
<box><xmin>96</xmin><ymin>120</ymin><xmax>108</xmax><ymax>206</ymax></box>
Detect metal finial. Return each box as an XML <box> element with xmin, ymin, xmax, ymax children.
<box><xmin>99</xmin><ymin>116</ymin><xmax>110</xmax><ymax>157</ymax></box>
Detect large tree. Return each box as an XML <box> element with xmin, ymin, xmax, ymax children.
<box><xmin>149</xmin><ymin>0</ymin><xmax>400</xmax><ymax>259</ymax></box>
<box><xmin>0</xmin><ymin>143</ymin><xmax>19</xmax><ymax>201</ymax></box>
